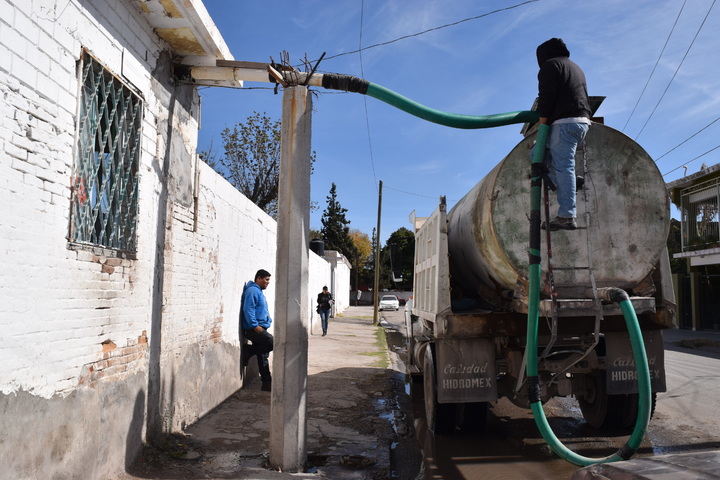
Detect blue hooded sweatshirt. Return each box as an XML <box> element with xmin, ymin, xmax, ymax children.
<box><xmin>240</xmin><ymin>281</ymin><xmax>272</xmax><ymax>330</ymax></box>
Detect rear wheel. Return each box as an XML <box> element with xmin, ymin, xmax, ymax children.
<box><xmin>578</xmin><ymin>373</ymin><xmax>657</xmax><ymax>430</ymax></box>
<box><xmin>423</xmin><ymin>344</ymin><xmax>457</xmax><ymax>434</ymax></box>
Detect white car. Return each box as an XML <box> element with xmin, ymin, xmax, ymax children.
<box><xmin>379</xmin><ymin>294</ymin><xmax>400</xmax><ymax>311</ymax></box>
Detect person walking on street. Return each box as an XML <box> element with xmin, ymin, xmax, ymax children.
<box><xmin>535</xmin><ymin>37</ymin><xmax>592</xmax><ymax>231</ymax></box>
<box><xmin>241</xmin><ymin>269</ymin><xmax>273</xmax><ymax>392</ymax></box>
<box><xmin>316</xmin><ymin>286</ymin><xmax>334</xmax><ymax>336</ymax></box>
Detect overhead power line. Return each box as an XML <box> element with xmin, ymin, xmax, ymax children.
<box><xmin>635</xmin><ymin>0</ymin><xmax>717</xmax><ymax>140</ymax></box>
<box><xmin>622</xmin><ymin>0</ymin><xmax>687</xmax><ymax>133</ymax></box>
<box><xmin>663</xmin><ymin>143</ymin><xmax>720</xmax><ymax>176</ymax></box>
<box><xmin>320</xmin><ymin>0</ymin><xmax>540</xmax><ymax>63</ymax></box>
<box><xmin>383</xmin><ymin>184</ymin><xmax>458</xmax><ymax>203</ymax></box>
<box><xmin>654</xmin><ymin>115</ymin><xmax>720</xmax><ymax>163</ymax></box>
<box><xmin>358</xmin><ymin>0</ymin><xmax>378</xmax><ymax>192</ymax></box>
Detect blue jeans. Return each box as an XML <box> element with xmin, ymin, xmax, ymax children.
<box><xmin>318</xmin><ymin>307</ymin><xmax>331</xmax><ymax>334</ymax></box>
<box><xmin>544</xmin><ymin>122</ymin><xmax>589</xmax><ymax>218</ymax></box>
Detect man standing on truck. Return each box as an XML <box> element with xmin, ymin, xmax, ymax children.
<box><xmin>535</xmin><ymin>37</ymin><xmax>592</xmax><ymax>231</ymax></box>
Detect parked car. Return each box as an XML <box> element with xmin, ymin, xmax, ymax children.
<box><xmin>379</xmin><ymin>294</ymin><xmax>400</xmax><ymax>311</ymax></box>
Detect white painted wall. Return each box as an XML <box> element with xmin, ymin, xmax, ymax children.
<box><xmin>0</xmin><ymin>0</ymin><xmax>347</xmax><ymax>477</ymax></box>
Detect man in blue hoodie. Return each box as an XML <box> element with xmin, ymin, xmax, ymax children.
<box><xmin>240</xmin><ymin>269</ymin><xmax>273</xmax><ymax>391</ymax></box>
<box><xmin>536</xmin><ymin>38</ymin><xmax>592</xmax><ymax>231</ymax></box>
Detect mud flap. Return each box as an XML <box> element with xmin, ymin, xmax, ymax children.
<box><xmin>436</xmin><ymin>338</ymin><xmax>498</xmax><ymax>403</ymax></box>
<box><xmin>605</xmin><ymin>330</ymin><xmax>666</xmax><ymax>395</ymax></box>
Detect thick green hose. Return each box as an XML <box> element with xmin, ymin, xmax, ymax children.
<box><xmin>527</xmin><ymin>125</ymin><xmax>652</xmax><ymax>466</ymax></box>
<box><xmin>365</xmin><ymin>83</ymin><xmax>539</xmax><ymax>128</ymax></box>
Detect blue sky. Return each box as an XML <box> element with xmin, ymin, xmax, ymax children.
<box><xmin>198</xmin><ymin>0</ymin><xmax>719</xmax><ymax>243</ymax></box>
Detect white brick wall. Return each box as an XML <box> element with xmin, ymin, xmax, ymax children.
<box><xmin>0</xmin><ymin>1</ymin><xmax>345</xmax><ymax>476</ymax></box>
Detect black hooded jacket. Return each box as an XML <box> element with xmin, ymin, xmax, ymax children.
<box><xmin>536</xmin><ymin>38</ymin><xmax>591</xmax><ymax>124</ymax></box>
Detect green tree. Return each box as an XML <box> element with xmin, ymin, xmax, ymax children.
<box><xmin>321</xmin><ymin>183</ymin><xmax>357</xmax><ymax>263</ymax></box>
<box><xmin>667</xmin><ymin>218</ymin><xmax>686</xmax><ymax>274</ymax></box>
<box><xmin>218</xmin><ymin>112</ymin><xmax>282</xmax><ymax>217</ymax></box>
<box><xmin>199</xmin><ymin>111</ymin><xmax>316</xmax><ymax>219</ymax></box>
<box><xmin>349</xmin><ymin>229</ymin><xmax>372</xmax><ymax>290</ymax></box>
<box><xmin>379</xmin><ymin>227</ymin><xmax>415</xmax><ymax>290</ymax></box>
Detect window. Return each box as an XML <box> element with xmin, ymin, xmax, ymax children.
<box><xmin>70</xmin><ymin>51</ymin><xmax>142</xmax><ymax>253</ymax></box>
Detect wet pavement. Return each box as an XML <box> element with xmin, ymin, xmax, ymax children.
<box><xmin>381</xmin><ymin>309</ymin><xmax>720</xmax><ymax>480</ymax></box>
<box><xmin>116</xmin><ymin>306</ymin><xmax>720</xmax><ymax>480</ymax></box>
<box><xmin>117</xmin><ymin>306</ymin><xmax>421</xmax><ymax>480</ymax></box>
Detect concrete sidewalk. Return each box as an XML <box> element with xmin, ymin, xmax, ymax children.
<box><xmin>120</xmin><ymin>306</ymin><xmax>417</xmax><ymax>480</ymax></box>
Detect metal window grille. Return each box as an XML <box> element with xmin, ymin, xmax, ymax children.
<box><xmin>70</xmin><ymin>52</ymin><xmax>142</xmax><ymax>253</ymax></box>
<box><xmin>679</xmin><ymin>177</ymin><xmax>720</xmax><ymax>252</ymax></box>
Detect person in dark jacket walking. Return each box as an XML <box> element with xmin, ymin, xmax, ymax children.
<box><xmin>316</xmin><ymin>286</ymin><xmax>333</xmax><ymax>336</ymax></box>
<box><xmin>535</xmin><ymin>38</ymin><xmax>592</xmax><ymax>231</ymax></box>
<box><xmin>240</xmin><ymin>269</ymin><xmax>273</xmax><ymax>391</ymax></box>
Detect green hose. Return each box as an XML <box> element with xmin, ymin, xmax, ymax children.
<box><xmin>318</xmin><ymin>73</ymin><xmax>540</xmax><ymax>128</ymax></box>
<box><xmin>318</xmin><ymin>72</ymin><xmax>653</xmax><ymax>465</ymax></box>
<box><xmin>365</xmin><ymin>83</ymin><xmax>539</xmax><ymax>128</ymax></box>
<box><xmin>527</xmin><ymin>125</ymin><xmax>652</xmax><ymax>466</ymax></box>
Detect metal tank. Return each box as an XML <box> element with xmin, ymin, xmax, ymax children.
<box><xmin>446</xmin><ymin>123</ymin><xmax>670</xmax><ymax>305</ymax></box>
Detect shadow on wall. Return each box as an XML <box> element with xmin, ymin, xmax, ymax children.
<box><xmin>125</xmin><ymin>390</ymin><xmax>146</xmax><ymax>472</ymax></box>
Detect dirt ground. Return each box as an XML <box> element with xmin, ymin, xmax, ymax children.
<box><xmin>117</xmin><ymin>306</ymin><xmax>422</xmax><ymax>480</ymax></box>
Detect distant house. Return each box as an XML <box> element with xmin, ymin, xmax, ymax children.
<box><xmin>667</xmin><ymin>163</ymin><xmax>720</xmax><ymax>331</ymax></box>
<box><xmin>0</xmin><ymin>1</ymin><xmax>347</xmax><ymax>478</ymax></box>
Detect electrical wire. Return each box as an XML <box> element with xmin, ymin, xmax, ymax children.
<box><xmin>383</xmin><ymin>184</ymin><xmax>459</xmax><ymax>203</ymax></box>
<box><xmin>634</xmin><ymin>0</ymin><xmax>716</xmax><ymax>140</ymax></box>
<box><xmin>358</xmin><ymin>0</ymin><xmax>379</xmax><ymax>193</ymax></box>
<box><xmin>621</xmin><ymin>0</ymin><xmax>686</xmax><ymax>133</ymax></box>
<box><xmin>662</xmin><ymin>143</ymin><xmax>720</xmax><ymax>176</ymax></box>
<box><xmin>654</xmin><ymin>115</ymin><xmax>720</xmax><ymax>163</ymax></box>
<box><xmin>318</xmin><ymin>0</ymin><xmax>540</xmax><ymax>63</ymax></box>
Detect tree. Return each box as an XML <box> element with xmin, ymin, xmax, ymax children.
<box><xmin>379</xmin><ymin>227</ymin><xmax>415</xmax><ymax>290</ymax></box>
<box><xmin>213</xmin><ymin>112</ymin><xmax>282</xmax><ymax>217</ymax></box>
<box><xmin>200</xmin><ymin>112</ymin><xmax>316</xmax><ymax>219</ymax></box>
<box><xmin>349</xmin><ymin>229</ymin><xmax>372</xmax><ymax>290</ymax></box>
<box><xmin>667</xmin><ymin>218</ymin><xmax>686</xmax><ymax>274</ymax></box>
<box><xmin>321</xmin><ymin>183</ymin><xmax>357</xmax><ymax>263</ymax></box>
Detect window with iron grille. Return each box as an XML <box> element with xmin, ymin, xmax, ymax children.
<box><xmin>70</xmin><ymin>52</ymin><xmax>143</xmax><ymax>253</ymax></box>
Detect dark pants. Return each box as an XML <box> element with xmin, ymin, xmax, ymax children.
<box><xmin>244</xmin><ymin>328</ymin><xmax>273</xmax><ymax>383</ymax></box>
<box><xmin>318</xmin><ymin>307</ymin><xmax>331</xmax><ymax>334</ymax></box>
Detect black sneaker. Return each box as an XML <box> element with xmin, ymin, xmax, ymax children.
<box><xmin>545</xmin><ymin>216</ymin><xmax>577</xmax><ymax>231</ymax></box>
<box><xmin>261</xmin><ymin>381</ymin><xmax>272</xmax><ymax>392</ymax></box>
<box><xmin>576</xmin><ymin>176</ymin><xmax>585</xmax><ymax>191</ymax></box>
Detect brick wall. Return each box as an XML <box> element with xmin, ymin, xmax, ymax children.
<box><xmin>0</xmin><ymin>0</ymin><xmax>340</xmax><ymax>478</ymax></box>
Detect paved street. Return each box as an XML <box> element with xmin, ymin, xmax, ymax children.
<box><xmin>380</xmin><ymin>307</ymin><xmax>720</xmax><ymax>479</ymax></box>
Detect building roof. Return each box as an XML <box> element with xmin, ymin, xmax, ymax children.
<box><xmin>134</xmin><ymin>0</ymin><xmax>241</xmax><ymax>87</ymax></box>
<box><xmin>667</xmin><ymin>162</ymin><xmax>720</xmax><ymax>191</ymax></box>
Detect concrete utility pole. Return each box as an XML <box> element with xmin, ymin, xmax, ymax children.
<box><xmin>269</xmin><ymin>86</ymin><xmax>312</xmax><ymax>472</ymax></box>
<box><xmin>372</xmin><ymin>180</ymin><xmax>383</xmax><ymax>325</ymax></box>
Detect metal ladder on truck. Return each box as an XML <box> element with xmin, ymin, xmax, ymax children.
<box><xmin>515</xmin><ymin>140</ymin><xmax>608</xmax><ymax>396</ymax></box>
<box><xmin>538</xmin><ymin>140</ymin><xmax>603</xmax><ymax>373</ymax></box>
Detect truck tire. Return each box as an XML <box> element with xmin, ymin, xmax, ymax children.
<box><xmin>423</xmin><ymin>344</ymin><xmax>457</xmax><ymax>434</ymax></box>
<box><xmin>579</xmin><ymin>373</ymin><xmax>657</xmax><ymax>430</ymax></box>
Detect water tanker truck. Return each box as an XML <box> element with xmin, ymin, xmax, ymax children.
<box><xmin>406</xmin><ymin>116</ymin><xmax>676</xmax><ymax>435</ymax></box>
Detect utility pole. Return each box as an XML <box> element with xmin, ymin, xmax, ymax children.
<box><xmin>372</xmin><ymin>180</ymin><xmax>382</xmax><ymax>326</ymax></box>
<box><xmin>269</xmin><ymin>85</ymin><xmax>312</xmax><ymax>471</ymax></box>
